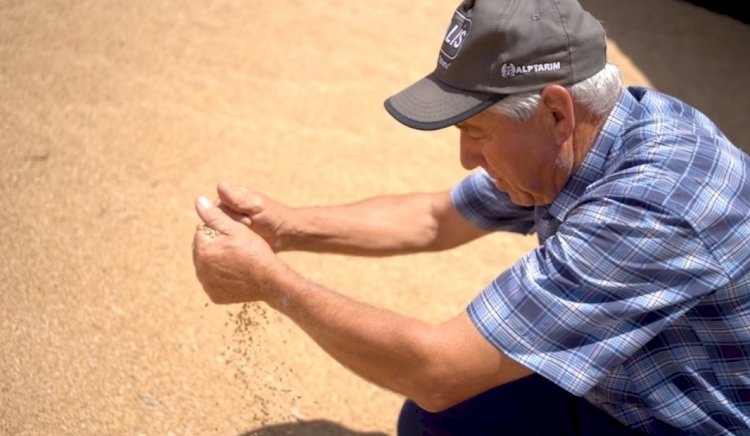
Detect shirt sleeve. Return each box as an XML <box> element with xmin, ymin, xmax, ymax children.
<box><xmin>450</xmin><ymin>170</ymin><xmax>536</xmax><ymax>233</ymax></box>
<box><xmin>467</xmin><ymin>196</ymin><xmax>729</xmax><ymax>396</ymax></box>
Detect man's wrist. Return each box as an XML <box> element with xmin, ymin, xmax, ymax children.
<box><xmin>274</xmin><ymin>207</ymin><xmax>308</xmax><ymax>252</ymax></box>
<box><xmin>253</xmin><ymin>258</ymin><xmax>301</xmax><ymax>310</ymax></box>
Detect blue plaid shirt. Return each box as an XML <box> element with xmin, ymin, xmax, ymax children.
<box><xmin>452</xmin><ymin>87</ymin><xmax>750</xmax><ymax>434</ymax></box>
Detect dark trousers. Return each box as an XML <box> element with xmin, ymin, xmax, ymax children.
<box><xmin>397</xmin><ymin>374</ymin><xmax>644</xmax><ymax>435</ymax></box>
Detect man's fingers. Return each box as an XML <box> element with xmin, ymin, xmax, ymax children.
<box><xmin>217</xmin><ymin>181</ymin><xmax>264</xmax><ymax>215</ymax></box>
<box><xmin>219</xmin><ymin>203</ymin><xmax>254</xmax><ymax>227</ymax></box>
<box><xmin>195</xmin><ymin>196</ymin><xmax>240</xmax><ymax>234</ymax></box>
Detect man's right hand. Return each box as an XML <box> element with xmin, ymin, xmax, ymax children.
<box><xmin>215</xmin><ymin>182</ymin><xmax>294</xmax><ymax>252</ymax></box>
<box><xmin>214</xmin><ymin>182</ymin><xmax>488</xmax><ymax>256</ymax></box>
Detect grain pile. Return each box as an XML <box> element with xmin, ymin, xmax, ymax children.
<box><xmin>2</xmin><ymin>0</ymin><xmax>746</xmax><ymax>434</ymax></box>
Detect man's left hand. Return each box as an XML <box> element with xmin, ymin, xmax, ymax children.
<box><xmin>192</xmin><ymin>195</ymin><xmax>281</xmax><ymax>304</ymax></box>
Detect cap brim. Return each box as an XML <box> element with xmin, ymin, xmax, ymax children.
<box><xmin>384</xmin><ymin>73</ymin><xmax>505</xmax><ymax>131</ymax></box>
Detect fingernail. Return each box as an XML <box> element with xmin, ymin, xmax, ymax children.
<box><xmin>197</xmin><ymin>196</ymin><xmax>212</xmax><ymax>209</ymax></box>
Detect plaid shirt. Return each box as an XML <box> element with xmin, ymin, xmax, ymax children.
<box><xmin>452</xmin><ymin>87</ymin><xmax>750</xmax><ymax>434</ymax></box>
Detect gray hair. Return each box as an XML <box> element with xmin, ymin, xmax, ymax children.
<box><xmin>488</xmin><ymin>63</ymin><xmax>623</xmax><ymax>122</ymax></box>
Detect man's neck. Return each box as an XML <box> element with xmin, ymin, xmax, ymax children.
<box><xmin>571</xmin><ymin>105</ymin><xmax>608</xmax><ymax>173</ymax></box>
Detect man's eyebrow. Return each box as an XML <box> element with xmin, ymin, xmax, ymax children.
<box><xmin>455</xmin><ymin>122</ymin><xmax>480</xmax><ymax>133</ymax></box>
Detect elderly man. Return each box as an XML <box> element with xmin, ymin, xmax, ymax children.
<box><xmin>192</xmin><ymin>0</ymin><xmax>750</xmax><ymax>433</ymax></box>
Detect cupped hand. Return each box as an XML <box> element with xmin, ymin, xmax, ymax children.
<box><xmin>215</xmin><ymin>182</ymin><xmax>294</xmax><ymax>252</ymax></box>
<box><xmin>192</xmin><ymin>196</ymin><xmax>282</xmax><ymax>304</ymax></box>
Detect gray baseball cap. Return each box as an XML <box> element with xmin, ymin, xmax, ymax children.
<box><xmin>384</xmin><ymin>0</ymin><xmax>606</xmax><ymax>131</ymax></box>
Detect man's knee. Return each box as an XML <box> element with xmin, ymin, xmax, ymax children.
<box><xmin>396</xmin><ymin>376</ymin><xmax>643</xmax><ymax>436</ymax></box>
<box><xmin>397</xmin><ymin>399</ymin><xmax>455</xmax><ymax>436</ymax></box>
<box><xmin>397</xmin><ymin>399</ymin><xmax>421</xmax><ymax>435</ymax></box>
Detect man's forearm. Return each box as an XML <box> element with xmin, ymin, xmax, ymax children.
<box><xmin>261</xmin><ymin>262</ymin><xmax>532</xmax><ymax>412</ymax></box>
<box><xmin>265</xmin><ymin>262</ymin><xmax>436</xmax><ymax>400</ymax></box>
<box><xmin>281</xmin><ymin>191</ymin><xmax>487</xmax><ymax>256</ymax></box>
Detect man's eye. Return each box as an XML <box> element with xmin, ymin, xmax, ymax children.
<box><xmin>457</xmin><ymin>126</ymin><xmax>488</xmax><ymax>141</ymax></box>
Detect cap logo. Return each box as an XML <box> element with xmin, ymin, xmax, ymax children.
<box><xmin>500</xmin><ymin>63</ymin><xmax>517</xmax><ymax>78</ymax></box>
<box><xmin>500</xmin><ymin>61</ymin><xmax>562</xmax><ymax>79</ymax></box>
<box><xmin>439</xmin><ymin>11</ymin><xmax>471</xmax><ymax>67</ymax></box>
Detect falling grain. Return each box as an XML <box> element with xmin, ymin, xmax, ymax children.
<box><xmin>222</xmin><ymin>302</ymin><xmax>300</xmax><ymax>424</ymax></box>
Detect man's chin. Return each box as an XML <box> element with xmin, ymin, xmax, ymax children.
<box><xmin>494</xmin><ymin>182</ymin><xmax>548</xmax><ymax>207</ymax></box>
<box><xmin>510</xmin><ymin>199</ymin><xmax>536</xmax><ymax>207</ymax></box>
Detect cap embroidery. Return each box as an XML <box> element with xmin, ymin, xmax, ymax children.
<box><xmin>500</xmin><ymin>61</ymin><xmax>561</xmax><ymax>78</ymax></box>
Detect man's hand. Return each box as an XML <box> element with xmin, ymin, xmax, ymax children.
<box><xmin>215</xmin><ymin>182</ymin><xmax>294</xmax><ymax>252</ymax></box>
<box><xmin>192</xmin><ymin>195</ymin><xmax>283</xmax><ymax>304</ymax></box>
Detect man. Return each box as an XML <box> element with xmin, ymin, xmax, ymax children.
<box><xmin>192</xmin><ymin>0</ymin><xmax>750</xmax><ymax>434</ymax></box>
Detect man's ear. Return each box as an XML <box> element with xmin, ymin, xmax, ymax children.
<box><xmin>540</xmin><ymin>85</ymin><xmax>575</xmax><ymax>145</ymax></box>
